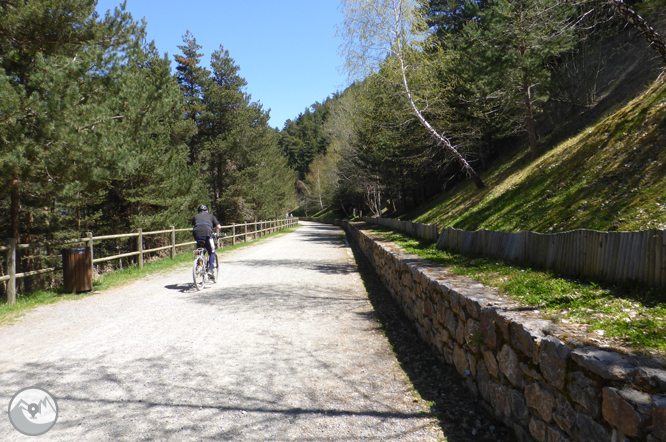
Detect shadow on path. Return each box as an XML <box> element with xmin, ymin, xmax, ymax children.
<box><xmin>347</xmin><ymin>236</ymin><xmax>514</xmax><ymax>442</ymax></box>
<box><xmin>222</xmin><ymin>259</ymin><xmax>357</xmax><ymax>275</ymax></box>
<box><xmin>181</xmin><ymin>282</ymin><xmax>368</xmax><ymax>314</ymax></box>
<box><xmin>0</xmin><ymin>348</ymin><xmax>436</xmax><ymax>441</ymax></box>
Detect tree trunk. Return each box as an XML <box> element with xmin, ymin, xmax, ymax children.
<box><xmin>317</xmin><ymin>170</ymin><xmax>323</xmax><ymax>210</ymax></box>
<box><xmin>523</xmin><ymin>72</ymin><xmax>539</xmax><ymax>159</ymax></box>
<box><xmin>10</xmin><ymin>182</ymin><xmax>19</xmax><ymax>242</ymax></box>
<box><xmin>469</xmin><ymin>170</ymin><xmax>486</xmax><ymax>190</ymax></box>
<box><xmin>611</xmin><ymin>0</ymin><xmax>666</xmax><ymax>65</ymax></box>
<box><xmin>397</xmin><ymin>52</ymin><xmax>485</xmax><ymax>189</ymax></box>
<box><xmin>376</xmin><ymin>186</ymin><xmax>382</xmax><ymax>217</ymax></box>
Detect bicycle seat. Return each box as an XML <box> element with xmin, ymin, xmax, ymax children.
<box><xmin>196</xmin><ymin>239</ymin><xmax>207</xmax><ymax>248</ymax></box>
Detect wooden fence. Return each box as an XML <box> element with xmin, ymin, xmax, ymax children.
<box><xmin>1</xmin><ymin>217</ymin><xmax>299</xmax><ymax>304</ymax></box>
<box><xmin>361</xmin><ymin>217</ymin><xmax>439</xmax><ymax>242</ymax></box>
<box><xmin>361</xmin><ymin>217</ymin><xmax>666</xmax><ymax>288</ymax></box>
<box><xmin>436</xmin><ymin>227</ymin><xmax>666</xmax><ymax>287</ymax></box>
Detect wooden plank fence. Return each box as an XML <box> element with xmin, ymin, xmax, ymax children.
<box><xmin>361</xmin><ymin>216</ymin><xmax>439</xmax><ymax>242</ymax></box>
<box><xmin>1</xmin><ymin>217</ymin><xmax>299</xmax><ymax>304</ymax></box>
<box><xmin>359</xmin><ymin>216</ymin><xmax>666</xmax><ymax>288</ymax></box>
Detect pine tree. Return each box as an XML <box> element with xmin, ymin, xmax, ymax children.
<box><xmin>198</xmin><ymin>45</ymin><xmax>296</xmax><ymax>221</ymax></box>
<box><xmin>460</xmin><ymin>0</ymin><xmax>579</xmax><ymax>158</ymax></box>
<box><xmin>174</xmin><ymin>31</ymin><xmax>210</xmax><ymax>163</ymax></box>
<box><xmin>101</xmin><ymin>41</ymin><xmax>206</xmax><ymax>232</ymax></box>
<box><xmin>0</xmin><ymin>0</ymin><xmax>146</xmax><ymax>241</ymax></box>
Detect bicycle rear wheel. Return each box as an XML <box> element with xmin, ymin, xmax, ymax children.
<box><xmin>193</xmin><ymin>255</ymin><xmax>206</xmax><ymax>291</ymax></box>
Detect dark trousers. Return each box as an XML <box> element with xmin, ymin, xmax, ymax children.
<box><xmin>196</xmin><ymin>237</ymin><xmax>216</xmax><ymax>271</ymax></box>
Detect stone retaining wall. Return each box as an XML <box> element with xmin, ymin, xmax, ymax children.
<box><xmin>341</xmin><ymin>220</ymin><xmax>666</xmax><ymax>442</ymax></box>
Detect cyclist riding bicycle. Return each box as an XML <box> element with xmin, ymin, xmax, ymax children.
<box><xmin>192</xmin><ymin>205</ymin><xmax>222</xmax><ymax>277</ymax></box>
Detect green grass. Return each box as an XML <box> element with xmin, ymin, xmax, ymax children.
<box><xmin>310</xmin><ymin>206</ymin><xmax>340</xmax><ymax>219</ymax></box>
<box><xmin>368</xmin><ymin>226</ymin><xmax>666</xmax><ymax>356</ymax></box>
<box><xmin>408</xmin><ymin>75</ymin><xmax>666</xmax><ymax>233</ymax></box>
<box><xmin>0</xmin><ymin>227</ymin><xmax>300</xmax><ymax>326</ymax></box>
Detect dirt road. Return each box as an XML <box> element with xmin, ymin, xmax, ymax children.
<box><xmin>0</xmin><ymin>221</ymin><xmax>443</xmax><ymax>441</ymax></box>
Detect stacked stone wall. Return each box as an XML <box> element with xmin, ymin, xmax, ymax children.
<box><xmin>341</xmin><ymin>220</ymin><xmax>666</xmax><ymax>442</ymax></box>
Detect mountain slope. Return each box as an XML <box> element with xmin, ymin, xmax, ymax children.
<box><xmin>409</xmin><ymin>74</ymin><xmax>666</xmax><ymax>233</ymax></box>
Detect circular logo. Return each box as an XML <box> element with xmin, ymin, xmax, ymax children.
<box><xmin>8</xmin><ymin>387</ymin><xmax>58</xmax><ymax>436</ymax></box>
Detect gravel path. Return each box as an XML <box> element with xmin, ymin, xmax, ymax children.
<box><xmin>0</xmin><ymin>221</ymin><xmax>443</xmax><ymax>441</ymax></box>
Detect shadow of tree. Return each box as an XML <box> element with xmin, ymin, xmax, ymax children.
<box><xmin>1</xmin><ymin>355</ymin><xmax>439</xmax><ymax>441</ymax></box>
<box><xmin>348</xmin><ymin>239</ymin><xmax>515</xmax><ymax>442</ymax></box>
<box><xmin>221</xmin><ymin>259</ymin><xmax>358</xmax><ymax>275</ymax></box>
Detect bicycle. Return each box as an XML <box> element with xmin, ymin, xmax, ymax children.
<box><xmin>192</xmin><ymin>233</ymin><xmax>219</xmax><ymax>291</ymax></box>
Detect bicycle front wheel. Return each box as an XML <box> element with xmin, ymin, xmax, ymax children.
<box><xmin>193</xmin><ymin>255</ymin><xmax>206</xmax><ymax>291</ymax></box>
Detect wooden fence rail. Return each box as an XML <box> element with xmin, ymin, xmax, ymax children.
<box><xmin>2</xmin><ymin>217</ymin><xmax>299</xmax><ymax>304</ymax></box>
<box><xmin>361</xmin><ymin>217</ymin><xmax>666</xmax><ymax>288</ymax></box>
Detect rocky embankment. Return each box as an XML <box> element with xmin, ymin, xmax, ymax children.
<box><xmin>341</xmin><ymin>220</ymin><xmax>666</xmax><ymax>442</ymax></box>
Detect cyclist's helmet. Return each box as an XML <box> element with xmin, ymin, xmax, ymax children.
<box><xmin>198</xmin><ymin>204</ymin><xmax>208</xmax><ymax>212</ymax></box>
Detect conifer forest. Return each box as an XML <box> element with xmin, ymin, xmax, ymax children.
<box><xmin>0</xmin><ymin>1</ymin><xmax>296</xmax><ymax>248</ymax></box>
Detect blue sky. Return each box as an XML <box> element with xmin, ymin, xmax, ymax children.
<box><xmin>95</xmin><ymin>1</ymin><xmax>349</xmax><ymax>130</ymax></box>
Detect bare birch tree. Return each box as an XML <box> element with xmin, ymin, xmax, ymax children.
<box><xmin>609</xmin><ymin>0</ymin><xmax>666</xmax><ymax>65</ymax></box>
<box><xmin>338</xmin><ymin>0</ymin><xmax>486</xmax><ymax>188</ymax></box>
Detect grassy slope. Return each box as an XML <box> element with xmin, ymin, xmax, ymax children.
<box><xmin>409</xmin><ymin>75</ymin><xmax>666</xmax><ymax>233</ymax></box>
<box><xmin>369</xmin><ymin>227</ymin><xmax>666</xmax><ymax>356</ymax></box>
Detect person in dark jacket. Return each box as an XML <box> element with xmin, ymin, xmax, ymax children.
<box><xmin>192</xmin><ymin>205</ymin><xmax>222</xmax><ymax>275</ymax></box>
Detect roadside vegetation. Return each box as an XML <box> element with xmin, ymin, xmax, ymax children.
<box><xmin>0</xmin><ymin>228</ymin><xmax>299</xmax><ymax>326</ymax></box>
<box><xmin>368</xmin><ymin>226</ymin><xmax>666</xmax><ymax>357</ymax></box>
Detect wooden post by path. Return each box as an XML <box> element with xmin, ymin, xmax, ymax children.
<box><xmin>171</xmin><ymin>226</ymin><xmax>176</xmax><ymax>259</ymax></box>
<box><xmin>137</xmin><ymin>228</ymin><xmax>143</xmax><ymax>270</ymax></box>
<box><xmin>244</xmin><ymin>222</ymin><xmax>248</xmax><ymax>243</ymax></box>
<box><xmin>87</xmin><ymin>232</ymin><xmax>94</xmax><ymax>281</ymax></box>
<box><xmin>232</xmin><ymin>224</ymin><xmax>236</xmax><ymax>246</ymax></box>
<box><xmin>6</xmin><ymin>238</ymin><xmax>16</xmax><ymax>305</ymax></box>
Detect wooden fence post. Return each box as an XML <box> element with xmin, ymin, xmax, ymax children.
<box><xmin>6</xmin><ymin>238</ymin><xmax>16</xmax><ymax>305</ymax></box>
<box><xmin>171</xmin><ymin>226</ymin><xmax>176</xmax><ymax>259</ymax></box>
<box><xmin>232</xmin><ymin>224</ymin><xmax>236</xmax><ymax>246</ymax></box>
<box><xmin>87</xmin><ymin>232</ymin><xmax>94</xmax><ymax>281</ymax></box>
<box><xmin>244</xmin><ymin>221</ymin><xmax>248</xmax><ymax>243</ymax></box>
<box><xmin>137</xmin><ymin>228</ymin><xmax>143</xmax><ymax>270</ymax></box>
